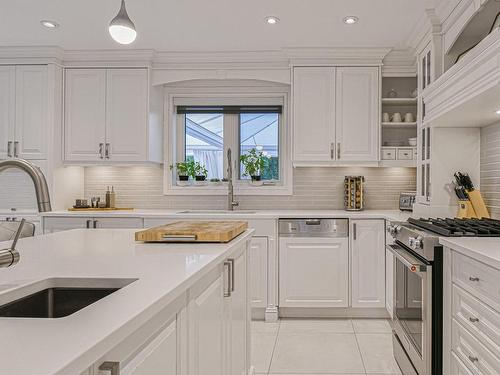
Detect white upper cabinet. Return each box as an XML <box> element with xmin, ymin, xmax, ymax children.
<box><xmin>106</xmin><ymin>69</ymin><xmax>148</xmax><ymax>162</ymax></box>
<box><xmin>351</xmin><ymin>219</ymin><xmax>386</xmax><ymax>308</ymax></box>
<box><xmin>0</xmin><ymin>66</ymin><xmax>15</xmax><ymax>159</ymax></box>
<box><xmin>64</xmin><ymin>68</ymin><xmax>161</xmax><ymax>163</ymax></box>
<box><xmin>335</xmin><ymin>67</ymin><xmax>379</xmax><ymax>162</ymax></box>
<box><xmin>0</xmin><ymin>65</ymin><xmax>48</xmax><ymax>160</ymax></box>
<box><xmin>64</xmin><ymin>69</ymin><xmax>106</xmax><ymax>162</ymax></box>
<box><xmin>292</xmin><ymin>66</ymin><xmax>380</xmax><ymax>165</ymax></box>
<box><xmin>293</xmin><ymin>67</ymin><xmax>336</xmax><ymax>163</ymax></box>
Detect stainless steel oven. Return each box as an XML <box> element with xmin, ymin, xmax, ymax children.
<box><xmin>388</xmin><ymin>243</ymin><xmax>433</xmax><ymax>375</ymax></box>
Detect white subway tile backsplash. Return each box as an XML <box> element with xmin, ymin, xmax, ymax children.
<box><xmin>84</xmin><ymin>166</ymin><xmax>416</xmax><ymax>210</ymax></box>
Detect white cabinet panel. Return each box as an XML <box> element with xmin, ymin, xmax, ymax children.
<box><xmin>279</xmin><ymin>236</ymin><xmax>349</xmax><ymax>308</ymax></box>
<box><xmin>43</xmin><ymin>217</ymin><xmax>91</xmax><ymax>233</ymax></box>
<box><xmin>0</xmin><ymin>66</ymin><xmax>15</xmax><ymax>159</ymax></box>
<box><xmin>351</xmin><ymin>219</ymin><xmax>386</xmax><ymax>308</ymax></box>
<box><xmin>336</xmin><ymin>67</ymin><xmax>379</xmax><ymax>162</ymax></box>
<box><xmin>385</xmin><ymin>247</ymin><xmax>394</xmax><ymax>318</ymax></box>
<box><xmin>105</xmin><ymin>69</ymin><xmax>148</xmax><ymax>162</ymax></box>
<box><xmin>93</xmin><ymin>217</ymin><xmax>144</xmax><ymax>229</ymax></box>
<box><xmin>249</xmin><ymin>237</ymin><xmax>268</xmax><ymax>308</ymax></box>
<box><xmin>15</xmin><ymin>66</ymin><xmax>48</xmax><ymax>159</ymax></box>
<box><xmin>122</xmin><ymin>320</ymin><xmax>177</xmax><ymax>375</ymax></box>
<box><xmin>293</xmin><ymin>67</ymin><xmax>336</xmax><ymax>162</ymax></box>
<box><xmin>43</xmin><ymin>217</ymin><xmax>143</xmax><ymax>233</ymax></box>
<box><xmin>188</xmin><ymin>272</ymin><xmax>225</xmax><ymax>375</ymax></box>
<box><xmin>64</xmin><ymin>69</ymin><xmax>106</xmax><ymax>161</ymax></box>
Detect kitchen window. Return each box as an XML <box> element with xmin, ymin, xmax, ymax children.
<box><xmin>165</xmin><ymin>89</ymin><xmax>291</xmax><ymax>195</ymax></box>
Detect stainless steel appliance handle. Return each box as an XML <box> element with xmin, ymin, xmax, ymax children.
<box><xmin>305</xmin><ymin>219</ymin><xmax>321</xmax><ymax>225</ymax></box>
<box><xmin>224</xmin><ymin>260</ymin><xmax>232</xmax><ymax>297</ymax></box>
<box><xmin>386</xmin><ymin>244</ymin><xmax>427</xmax><ymax>272</ymax></box>
<box><xmin>7</xmin><ymin>141</ymin><xmax>12</xmax><ymax>157</ymax></box>
<box><xmin>99</xmin><ymin>361</ymin><xmax>120</xmax><ymax>375</ymax></box>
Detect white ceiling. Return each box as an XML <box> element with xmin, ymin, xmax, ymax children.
<box><xmin>0</xmin><ymin>0</ymin><xmax>428</xmax><ymax>51</ymax></box>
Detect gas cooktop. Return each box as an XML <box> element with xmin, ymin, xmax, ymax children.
<box><xmin>408</xmin><ymin>217</ymin><xmax>500</xmax><ymax>237</ymax></box>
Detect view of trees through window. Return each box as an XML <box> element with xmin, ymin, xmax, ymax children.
<box><xmin>184</xmin><ymin>112</ymin><xmax>280</xmax><ymax>181</ymax></box>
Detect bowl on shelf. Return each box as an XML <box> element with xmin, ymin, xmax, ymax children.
<box><xmin>408</xmin><ymin>137</ymin><xmax>417</xmax><ymax>146</ymax></box>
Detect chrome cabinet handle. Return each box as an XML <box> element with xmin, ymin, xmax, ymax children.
<box><xmin>13</xmin><ymin>141</ymin><xmax>19</xmax><ymax>157</ymax></box>
<box><xmin>93</xmin><ymin>220</ymin><xmax>98</xmax><ymax>229</ymax></box>
<box><xmin>7</xmin><ymin>141</ymin><xmax>12</xmax><ymax>157</ymax></box>
<box><xmin>353</xmin><ymin>223</ymin><xmax>357</xmax><ymax>240</ymax></box>
<box><xmin>105</xmin><ymin>143</ymin><xmax>110</xmax><ymax>159</ymax></box>
<box><xmin>228</xmin><ymin>258</ymin><xmax>235</xmax><ymax>292</ymax></box>
<box><xmin>468</xmin><ymin>355</ymin><xmax>479</xmax><ymax>363</ymax></box>
<box><xmin>469</xmin><ymin>316</ymin><xmax>479</xmax><ymax>323</ymax></box>
<box><xmin>469</xmin><ymin>276</ymin><xmax>480</xmax><ymax>282</ymax></box>
<box><xmin>223</xmin><ymin>261</ymin><xmax>232</xmax><ymax>297</ymax></box>
<box><xmin>99</xmin><ymin>361</ymin><xmax>120</xmax><ymax>375</ymax></box>
<box><xmin>86</xmin><ymin>220</ymin><xmax>92</xmax><ymax>229</ymax></box>
<box><xmin>337</xmin><ymin>142</ymin><xmax>340</xmax><ymax>159</ymax></box>
<box><xmin>330</xmin><ymin>143</ymin><xmax>334</xmax><ymax>159</ymax></box>
<box><xmin>99</xmin><ymin>143</ymin><xmax>104</xmax><ymax>159</ymax></box>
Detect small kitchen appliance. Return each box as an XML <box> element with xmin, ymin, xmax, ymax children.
<box><xmin>344</xmin><ymin>176</ymin><xmax>364</xmax><ymax>211</ymax></box>
<box><xmin>387</xmin><ymin>217</ymin><xmax>500</xmax><ymax>375</ymax></box>
<box><xmin>399</xmin><ymin>191</ymin><xmax>416</xmax><ymax>212</ymax></box>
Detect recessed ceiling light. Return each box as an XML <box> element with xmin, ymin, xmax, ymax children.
<box><xmin>343</xmin><ymin>16</ymin><xmax>359</xmax><ymax>25</ymax></box>
<box><xmin>265</xmin><ymin>16</ymin><xmax>280</xmax><ymax>25</ymax></box>
<box><xmin>496</xmin><ymin>109</ymin><xmax>500</xmax><ymax>115</ymax></box>
<box><xmin>40</xmin><ymin>20</ymin><xmax>59</xmax><ymax>28</ymax></box>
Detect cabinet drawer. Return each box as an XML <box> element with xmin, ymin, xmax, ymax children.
<box><xmin>453</xmin><ymin>285</ymin><xmax>500</xmax><ymax>356</ymax></box>
<box><xmin>452</xmin><ymin>252</ymin><xmax>500</xmax><ymax>312</ymax></box>
<box><xmin>452</xmin><ymin>319</ymin><xmax>500</xmax><ymax>375</ymax></box>
<box><xmin>397</xmin><ymin>148</ymin><xmax>413</xmax><ymax>160</ymax></box>
<box><xmin>381</xmin><ymin>148</ymin><xmax>396</xmax><ymax>160</ymax></box>
<box><xmin>451</xmin><ymin>352</ymin><xmax>474</xmax><ymax>375</ymax></box>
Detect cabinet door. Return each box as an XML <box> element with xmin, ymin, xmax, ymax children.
<box><xmin>335</xmin><ymin>67</ymin><xmax>379</xmax><ymax>162</ymax></box>
<box><xmin>249</xmin><ymin>237</ymin><xmax>268</xmax><ymax>308</ymax></box>
<box><xmin>105</xmin><ymin>69</ymin><xmax>148</xmax><ymax>162</ymax></box>
<box><xmin>188</xmin><ymin>271</ymin><xmax>225</xmax><ymax>375</ymax></box>
<box><xmin>43</xmin><ymin>217</ymin><xmax>92</xmax><ymax>233</ymax></box>
<box><xmin>15</xmin><ymin>65</ymin><xmax>48</xmax><ymax>159</ymax></box>
<box><xmin>92</xmin><ymin>217</ymin><xmax>144</xmax><ymax>229</ymax></box>
<box><xmin>351</xmin><ymin>220</ymin><xmax>386</xmax><ymax>308</ymax></box>
<box><xmin>64</xmin><ymin>69</ymin><xmax>106</xmax><ymax>161</ymax></box>
<box><xmin>293</xmin><ymin>67</ymin><xmax>336</xmax><ymax>163</ymax></box>
<box><xmin>122</xmin><ymin>320</ymin><xmax>177</xmax><ymax>375</ymax></box>
<box><xmin>0</xmin><ymin>66</ymin><xmax>15</xmax><ymax>159</ymax></box>
<box><xmin>279</xmin><ymin>236</ymin><xmax>349</xmax><ymax>307</ymax></box>
<box><xmin>225</xmin><ymin>245</ymin><xmax>249</xmax><ymax>375</ymax></box>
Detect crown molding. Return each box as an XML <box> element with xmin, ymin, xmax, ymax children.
<box><xmin>405</xmin><ymin>8</ymin><xmax>443</xmax><ymax>52</ymax></box>
<box><xmin>382</xmin><ymin>49</ymin><xmax>417</xmax><ymax>77</ymax></box>
<box><xmin>63</xmin><ymin>49</ymin><xmax>156</xmax><ymax>67</ymax></box>
<box><xmin>0</xmin><ymin>46</ymin><xmax>64</xmax><ymax>65</ymax></box>
<box><xmin>283</xmin><ymin>47</ymin><xmax>392</xmax><ymax>66</ymax></box>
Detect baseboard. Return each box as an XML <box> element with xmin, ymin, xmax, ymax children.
<box><xmin>278</xmin><ymin>307</ymin><xmax>390</xmax><ymax>319</ymax></box>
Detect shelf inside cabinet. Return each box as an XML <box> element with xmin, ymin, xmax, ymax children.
<box><xmin>381</xmin><ymin>122</ymin><xmax>417</xmax><ymax>128</ymax></box>
<box><xmin>381</xmin><ymin>98</ymin><xmax>417</xmax><ymax>106</ymax></box>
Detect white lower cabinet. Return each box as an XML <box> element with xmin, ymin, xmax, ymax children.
<box><xmin>351</xmin><ymin>220</ymin><xmax>386</xmax><ymax>308</ymax></box>
<box><xmin>279</xmin><ymin>236</ymin><xmax>349</xmax><ymax>308</ymax></box>
<box><xmin>249</xmin><ymin>237</ymin><xmax>268</xmax><ymax>308</ymax></box>
<box><xmin>93</xmin><ymin>241</ymin><xmax>250</xmax><ymax>375</ymax></box>
<box><xmin>43</xmin><ymin>217</ymin><xmax>144</xmax><ymax>233</ymax></box>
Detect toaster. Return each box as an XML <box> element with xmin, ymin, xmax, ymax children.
<box><xmin>399</xmin><ymin>191</ymin><xmax>416</xmax><ymax>211</ymax></box>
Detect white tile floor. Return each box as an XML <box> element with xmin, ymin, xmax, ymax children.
<box><xmin>252</xmin><ymin>318</ymin><xmax>402</xmax><ymax>375</ymax></box>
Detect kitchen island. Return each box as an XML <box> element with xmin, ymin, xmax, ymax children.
<box><xmin>0</xmin><ymin>228</ymin><xmax>254</xmax><ymax>375</ymax></box>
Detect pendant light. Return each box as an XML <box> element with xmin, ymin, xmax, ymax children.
<box><xmin>109</xmin><ymin>0</ymin><xmax>137</xmax><ymax>45</ymax></box>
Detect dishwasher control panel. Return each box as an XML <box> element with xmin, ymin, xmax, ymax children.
<box><xmin>278</xmin><ymin>219</ymin><xmax>348</xmax><ymax>237</ymax></box>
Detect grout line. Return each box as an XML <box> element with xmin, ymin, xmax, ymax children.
<box><xmin>353</xmin><ymin>330</ymin><xmax>368</xmax><ymax>375</ymax></box>
<box><xmin>266</xmin><ymin>319</ymin><xmax>281</xmax><ymax>375</ymax></box>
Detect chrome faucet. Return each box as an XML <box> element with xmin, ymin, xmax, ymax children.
<box><xmin>0</xmin><ymin>219</ymin><xmax>25</xmax><ymax>268</ymax></box>
<box><xmin>227</xmin><ymin>148</ymin><xmax>239</xmax><ymax>211</ymax></box>
<box><xmin>0</xmin><ymin>158</ymin><xmax>52</xmax><ymax>213</ymax></box>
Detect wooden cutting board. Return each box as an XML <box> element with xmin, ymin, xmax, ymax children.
<box><xmin>135</xmin><ymin>221</ymin><xmax>248</xmax><ymax>243</ymax></box>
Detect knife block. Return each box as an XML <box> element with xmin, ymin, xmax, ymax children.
<box><xmin>456</xmin><ymin>200</ymin><xmax>477</xmax><ymax>219</ymax></box>
<box><xmin>467</xmin><ymin>190</ymin><xmax>490</xmax><ymax>219</ymax></box>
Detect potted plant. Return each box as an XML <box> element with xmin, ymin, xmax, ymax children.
<box><xmin>240</xmin><ymin>146</ymin><xmax>270</xmax><ymax>186</ymax></box>
<box><xmin>193</xmin><ymin>161</ymin><xmax>208</xmax><ymax>185</ymax></box>
<box><xmin>170</xmin><ymin>161</ymin><xmax>193</xmax><ymax>186</ymax></box>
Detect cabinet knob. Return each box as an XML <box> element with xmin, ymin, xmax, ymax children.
<box><xmin>468</xmin><ymin>355</ymin><xmax>479</xmax><ymax>363</ymax></box>
<box><xmin>468</xmin><ymin>316</ymin><xmax>479</xmax><ymax>323</ymax></box>
<box><xmin>469</xmin><ymin>276</ymin><xmax>480</xmax><ymax>282</ymax></box>
<box><xmin>99</xmin><ymin>361</ymin><xmax>120</xmax><ymax>375</ymax></box>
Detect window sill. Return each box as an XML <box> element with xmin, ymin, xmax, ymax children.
<box><xmin>164</xmin><ymin>182</ymin><xmax>292</xmax><ymax>196</ymax></box>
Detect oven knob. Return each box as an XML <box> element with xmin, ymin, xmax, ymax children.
<box><xmin>409</xmin><ymin>237</ymin><xmax>422</xmax><ymax>250</ymax></box>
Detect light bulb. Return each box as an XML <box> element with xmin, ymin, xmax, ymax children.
<box><xmin>109</xmin><ymin>0</ymin><xmax>137</xmax><ymax>45</ymax></box>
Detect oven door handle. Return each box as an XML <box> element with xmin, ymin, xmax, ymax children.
<box><xmin>387</xmin><ymin>244</ymin><xmax>427</xmax><ymax>272</ymax></box>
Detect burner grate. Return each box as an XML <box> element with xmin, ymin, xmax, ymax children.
<box><xmin>408</xmin><ymin>217</ymin><xmax>500</xmax><ymax>237</ymax></box>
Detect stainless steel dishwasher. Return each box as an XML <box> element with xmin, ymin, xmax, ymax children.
<box><xmin>278</xmin><ymin>219</ymin><xmax>350</xmax><ymax>310</ymax></box>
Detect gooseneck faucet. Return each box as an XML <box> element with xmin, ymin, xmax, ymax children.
<box><xmin>227</xmin><ymin>148</ymin><xmax>239</xmax><ymax>211</ymax></box>
<box><xmin>0</xmin><ymin>158</ymin><xmax>52</xmax><ymax>213</ymax></box>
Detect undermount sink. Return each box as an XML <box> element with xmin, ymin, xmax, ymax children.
<box><xmin>0</xmin><ymin>277</ymin><xmax>136</xmax><ymax>319</ymax></box>
<box><xmin>177</xmin><ymin>210</ymin><xmax>257</xmax><ymax>214</ymax></box>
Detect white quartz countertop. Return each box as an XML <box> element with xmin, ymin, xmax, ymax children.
<box><xmin>439</xmin><ymin>237</ymin><xmax>500</xmax><ymax>270</ymax></box>
<box><xmin>0</xmin><ymin>228</ymin><xmax>254</xmax><ymax>375</ymax></box>
<box><xmin>41</xmin><ymin>209</ymin><xmax>412</xmax><ymax>221</ymax></box>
